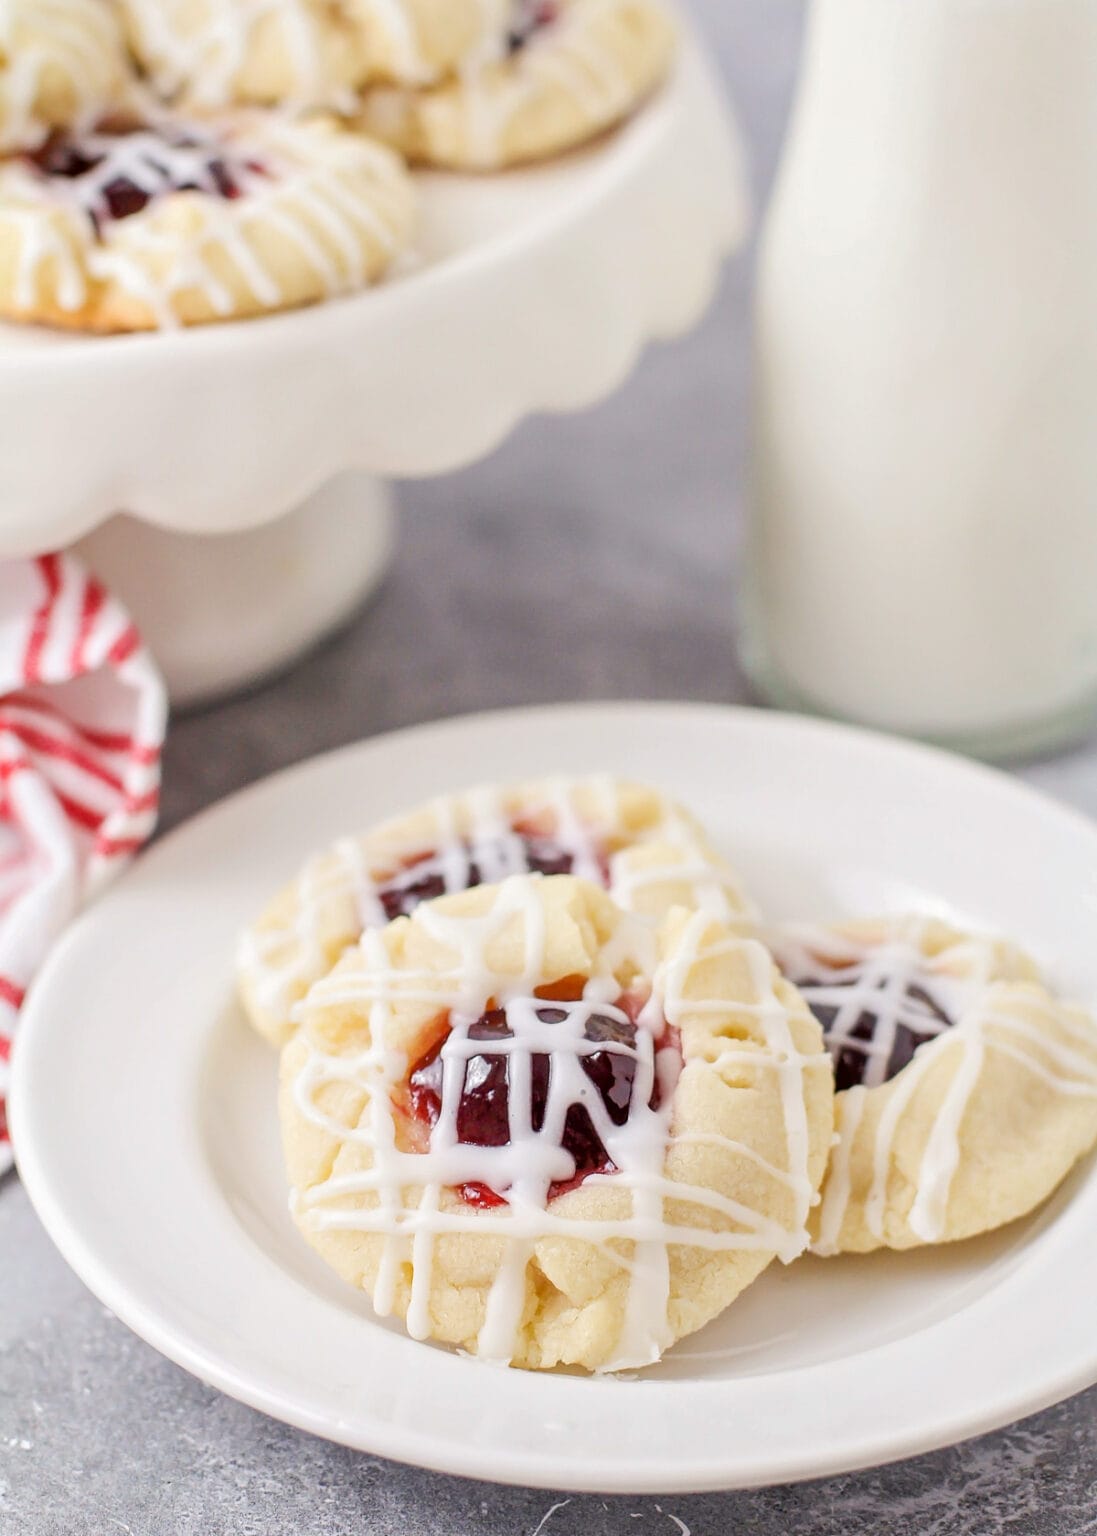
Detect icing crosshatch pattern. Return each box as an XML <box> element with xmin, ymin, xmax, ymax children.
<box><xmin>237</xmin><ymin>777</ymin><xmax>752</xmax><ymax>1047</ymax></box>
<box><xmin>0</xmin><ymin>0</ymin><xmax>678</xmax><ymax>329</ymax></box>
<box><xmin>282</xmin><ymin>877</ymin><xmax>833</xmax><ymax>1371</ymax></box>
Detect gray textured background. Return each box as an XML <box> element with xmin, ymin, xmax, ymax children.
<box><xmin>4</xmin><ymin>2</ymin><xmax>1097</xmax><ymax>1531</ymax></box>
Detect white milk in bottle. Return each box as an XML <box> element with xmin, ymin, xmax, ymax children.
<box><xmin>742</xmin><ymin>0</ymin><xmax>1097</xmax><ymax>754</ymax></box>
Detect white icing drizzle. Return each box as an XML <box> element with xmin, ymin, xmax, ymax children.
<box><xmin>775</xmin><ymin>919</ymin><xmax>1097</xmax><ymax>1251</ymax></box>
<box><xmin>813</xmin><ymin>1085</ymin><xmax>864</xmax><ymax>1254</ymax></box>
<box><xmin>456</xmin><ymin>0</ymin><xmax>652</xmax><ymax>168</ymax></box>
<box><xmin>240</xmin><ymin>777</ymin><xmax>743</xmax><ymax>1031</ymax></box>
<box><xmin>3</xmin><ymin>115</ymin><xmax>406</xmax><ymax>327</ymax></box>
<box><xmin>660</xmin><ymin>917</ymin><xmax>817</xmax><ymax>1242</ymax></box>
<box><xmin>120</xmin><ymin>0</ymin><xmax>353</xmax><ymax>110</ymax></box>
<box><xmin>333</xmin><ymin>834</ymin><xmax>388</xmax><ymax>929</ymax></box>
<box><xmin>542</xmin><ymin>775</ymin><xmax>606</xmax><ymax>884</ymax></box>
<box><xmin>775</xmin><ymin>924</ymin><xmax>978</xmax><ymax>1092</ymax></box>
<box><xmin>0</xmin><ymin>0</ymin><xmax>125</xmax><ymax>152</ymax></box>
<box><xmin>861</xmin><ymin>1042</ymin><xmax>933</xmax><ymax>1241</ymax></box>
<box><xmin>290</xmin><ymin>880</ymin><xmax>821</xmax><ymax>1370</ymax></box>
<box><xmin>357</xmin><ymin>0</ymin><xmax>433</xmax><ymax>82</ymax></box>
<box><xmin>27</xmin><ymin>125</ymin><xmax>269</xmax><ymax>226</ymax></box>
<box><xmin>4</xmin><ymin>201</ymin><xmax>84</xmax><ymax>310</ymax></box>
<box><xmin>906</xmin><ymin>1017</ymin><xmax>984</xmax><ymax>1241</ymax></box>
<box><xmin>608</xmin><ymin>849</ymin><xmax>745</xmax><ymax>923</ymax></box>
<box><xmin>359</xmin><ymin>0</ymin><xmax>513</xmax><ymax>87</ymax></box>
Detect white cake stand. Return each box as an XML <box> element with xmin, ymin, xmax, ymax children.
<box><xmin>0</xmin><ymin>29</ymin><xmax>747</xmax><ymax>705</ymax></box>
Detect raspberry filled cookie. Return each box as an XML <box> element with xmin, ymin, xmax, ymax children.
<box><xmin>350</xmin><ymin>0</ymin><xmax>511</xmax><ymax>86</ymax></box>
<box><xmin>116</xmin><ymin>0</ymin><xmax>370</xmax><ymax>110</ymax></box>
<box><xmin>0</xmin><ymin>0</ymin><xmax>133</xmax><ymax>152</ymax></box>
<box><xmin>237</xmin><ymin>776</ymin><xmax>752</xmax><ymax>1048</ymax></box>
<box><xmin>0</xmin><ymin>112</ymin><xmax>415</xmax><ymax>330</ymax></box>
<box><xmin>281</xmin><ymin>876</ymin><xmax>834</xmax><ymax>1370</ymax></box>
<box><xmin>118</xmin><ymin>0</ymin><xmax>512</xmax><ymax>108</ymax></box>
<box><xmin>772</xmin><ymin>916</ymin><xmax>1097</xmax><ymax>1254</ymax></box>
<box><xmin>357</xmin><ymin>0</ymin><xmax>676</xmax><ymax>170</ymax></box>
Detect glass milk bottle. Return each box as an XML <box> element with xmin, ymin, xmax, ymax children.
<box><xmin>742</xmin><ymin>0</ymin><xmax>1097</xmax><ymax>756</ymax></box>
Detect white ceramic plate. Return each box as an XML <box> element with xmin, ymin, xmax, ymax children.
<box><xmin>12</xmin><ymin>703</ymin><xmax>1097</xmax><ymax>1493</ymax></box>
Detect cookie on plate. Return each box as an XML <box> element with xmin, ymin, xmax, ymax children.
<box><xmin>772</xmin><ymin>915</ymin><xmax>1097</xmax><ymax>1254</ymax></box>
<box><xmin>116</xmin><ymin>0</ymin><xmax>370</xmax><ymax>110</ymax></box>
<box><xmin>281</xmin><ymin>875</ymin><xmax>834</xmax><ymax>1371</ymax></box>
<box><xmin>357</xmin><ymin>0</ymin><xmax>677</xmax><ymax>170</ymax></box>
<box><xmin>0</xmin><ymin>112</ymin><xmax>415</xmax><ymax>331</ymax></box>
<box><xmin>0</xmin><ymin>0</ymin><xmax>134</xmax><ymax>153</ymax></box>
<box><xmin>237</xmin><ymin>775</ymin><xmax>753</xmax><ymax>1048</ymax></box>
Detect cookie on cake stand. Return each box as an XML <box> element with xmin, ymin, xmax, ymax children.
<box><xmin>0</xmin><ymin>17</ymin><xmax>747</xmax><ymax>705</ymax></box>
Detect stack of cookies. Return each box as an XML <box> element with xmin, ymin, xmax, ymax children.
<box><xmin>236</xmin><ymin>777</ymin><xmax>1097</xmax><ymax>1373</ymax></box>
<box><xmin>0</xmin><ymin>0</ymin><xmax>677</xmax><ymax>331</ymax></box>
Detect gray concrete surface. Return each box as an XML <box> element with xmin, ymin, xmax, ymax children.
<box><xmin>3</xmin><ymin>2</ymin><xmax>1097</xmax><ymax>1530</ymax></box>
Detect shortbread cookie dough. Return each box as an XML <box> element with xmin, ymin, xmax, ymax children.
<box><xmin>0</xmin><ymin>0</ymin><xmax>133</xmax><ymax>152</ymax></box>
<box><xmin>350</xmin><ymin>0</ymin><xmax>511</xmax><ymax>86</ymax></box>
<box><xmin>0</xmin><ymin>112</ymin><xmax>415</xmax><ymax>330</ymax></box>
<box><xmin>116</xmin><ymin>0</ymin><xmax>369</xmax><ymax>110</ymax></box>
<box><xmin>237</xmin><ymin>776</ymin><xmax>752</xmax><ymax>1048</ymax></box>
<box><xmin>281</xmin><ymin>876</ymin><xmax>834</xmax><ymax>1370</ymax></box>
<box><xmin>772</xmin><ymin>915</ymin><xmax>1097</xmax><ymax>1254</ymax></box>
<box><xmin>118</xmin><ymin>0</ymin><xmax>512</xmax><ymax>108</ymax></box>
<box><xmin>357</xmin><ymin>0</ymin><xmax>676</xmax><ymax>170</ymax></box>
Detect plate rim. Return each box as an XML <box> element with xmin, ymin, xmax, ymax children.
<box><xmin>12</xmin><ymin>699</ymin><xmax>1097</xmax><ymax>1493</ymax></box>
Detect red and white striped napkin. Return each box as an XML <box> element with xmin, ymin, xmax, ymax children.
<box><xmin>0</xmin><ymin>554</ymin><xmax>167</xmax><ymax>1176</ymax></box>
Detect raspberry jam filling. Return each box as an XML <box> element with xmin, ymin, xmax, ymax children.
<box><xmin>376</xmin><ymin>829</ymin><xmax>606</xmax><ymax>923</ymax></box>
<box><xmin>508</xmin><ymin>0</ymin><xmax>559</xmax><ymax>51</ymax></box>
<box><xmin>405</xmin><ymin>989</ymin><xmax>664</xmax><ymax>1207</ymax></box>
<box><xmin>26</xmin><ymin>125</ymin><xmax>265</xmax><ymax>234</ymax></box>
<box><xmin>790</xmin><ymin>959</ymin><xmax>957</xmax><ymax>1092</ymax></box>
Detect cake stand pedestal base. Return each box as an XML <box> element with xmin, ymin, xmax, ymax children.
<box><xmin>75</xmin><ymin>472</ymin><xmax>396</xmax><ymax>709</ymax></box>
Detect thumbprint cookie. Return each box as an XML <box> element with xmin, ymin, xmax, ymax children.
<box><xmin>236</xmin><ymin>776</ymin><xmax>753</xmax><ymax>1048</ymax></box>
<box><xmin>118</xmin><ymin>0</ymin><xmax>514</xmax><ymax>108</ymax></box>
<box><xmin>357</xmin><ymin>0</ymin><xmax>676</xmax><ymax>170</ymax></box>
<box><xmin>116</xmin><ymin>0</ymin><xmax>370</xmax><ymax>110</ymax></box>
<box><xmin>0</xmin><ymin>111</ymin><xmax>415</xmax><ymax>330</ymax></box>
<box><xmin>349</xmin><ymin>0</ymin><xmax>512</xmax><ymax>87</ymax></box>
<box><xmin>280</xmin><ymin>876</ymin><xmax>834</xmax><ymax>1370</ymax></box>
<box><xmin>772</xmin><ymin>915</ymin><xmax>1097</xmax><ymax>1254</ymax></box>
<box><xmin>0</xmin><ymin>0</ymin><xmax>133</xmax><ymax>153</ymax></box>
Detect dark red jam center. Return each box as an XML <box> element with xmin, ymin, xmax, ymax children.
<box><xmin>407</xmin><ymin>994</ymin><xmax>660</xmax><ymax>1205</ymax></box>
<box><xmin>25</xmin><ymin>128</ymin><xmax>259</xmax><ymax>235</ymax></box>
<box><xmin>792</xmin><ymin>964</ymin><xmax>955</xmax><ymax>1092</ymax></box>
<box><xmin>508</xmin><ymin>0</ymin><xmax>559</xmax><ymax>51</ymax></box>
<box><xmin>377</xmin><ymin>833</ymin><xmax>599</xmax><ymax>923</ymax></box>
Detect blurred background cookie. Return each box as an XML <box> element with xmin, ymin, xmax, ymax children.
<box><xmin>116</xmin><ymin>0</ymin><xmax>370</xmax><ymax>109</ymax></box>
<box><xmin>351</xmin><ymin>0</ymin><xmax>511</xmax><ymax>86</ymax></box>
<box><xmin>357</xmin><ymin>0</ymin><xmax>677</xmax><ymax>169</ymax></box>
<box><xmin>0</xmin><ymin>0</ymin><xmax>134</xmax><ymax>152</ymax></box>
<box><xmin>0</xmin><ymin>111</ymin><xmax>416</xmax><ymax>330</ymax></box>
